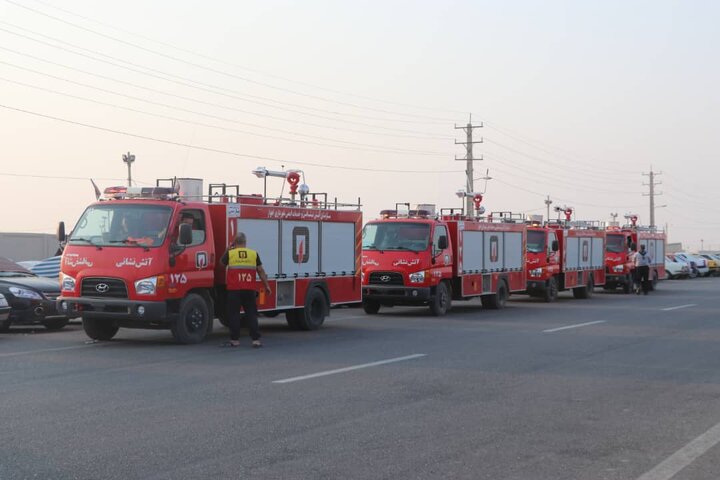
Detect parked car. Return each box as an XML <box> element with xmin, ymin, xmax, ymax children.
<box><xmin>665</xmin><ymin>255</ymin><xmax>690</xmax><ymax>279</ymax></box>
<box><xmin>668</xmin><ymin>254</ymin><xmax>696</xmax><ymax>278</ymax></box>
<box><xmin>0</xmin><ymin>257</ymin><xmax>69</xmax><ymax>331</ymax></box>
<box><xmin>699</xmin><ymin>255</ymin><xmax>720</xmax><ymax>276</ymax></box>
<box><xmin>0</xmin><ymin>293</ymin><xmax>10</xmax><ymax>329</ymax></box>
<box><xmin>675</xmin><ymin>253</ymin><xmax>709</xmax><ymax>277</ymax></box>
<box><xmin>29</xmin><ymin>255</ymin><xmax>62</xmax><ymax>279</ymax></box>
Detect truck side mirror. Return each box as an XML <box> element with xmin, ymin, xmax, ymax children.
<box><xmin>57</xmin><ymin>221</ymin><xmax>66</xmax><ymax>242</ymax></box>
<box><xmin>178</xmin><ymin>223</ymin><xmax>193</xmax><ymax>245</ymax></box>
<box><xmin>438</xmin><ymin>236</ymin><xmax>448</xmax><ymax>250</ymax></box>
<box><xmin>551</xmin><ymin>240</ymin><xmax>559</xmax><ymax>252</ymax></box>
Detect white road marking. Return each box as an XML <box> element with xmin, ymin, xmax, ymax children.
<box><xmin>636</xmin><ymin>421</ymin><xmax>720</xmax><ymax>480</ymax></box>
<box><xmin>661</xmin><ymin>304</ymin><xmax>697</xmax><ymax>312</ymax></box>
<box><xmin>273</xmin><ymin>354</ymin><xmax>427</xmax><ymax>384</ymax></box>
<box><xmin>0</xmin><ymin>344</ymin><xmax>102</xmax><ymax>358</ymax></box>
<box><xmin>543</xmin><ymin>320</ymin><xmax>606</xmax><ymax>333</ymax></box>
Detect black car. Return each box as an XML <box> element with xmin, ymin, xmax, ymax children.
<box><xmin>0</xmin><ymin>293</ymin><xmax>10</xmax><ymax>326</ymax></box>
<box><xmin>0</xmin><ymin>257</ymin><xmax>69</xmax><ymax>331</ymax></box>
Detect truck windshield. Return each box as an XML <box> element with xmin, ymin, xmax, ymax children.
<box><xmin>68</xmin><ymin>204</ymin><xmax>172</xmax><ymax>248</ymax></box>
<box><xmin>362</xmin><ymin>222</ymin><xmax>430</xmax><ymax>251</ymax></box>
<box><xmin>527</xmin><ymin>230</ymin><xmax>545</xmax><ymax>253</ymax></box>
<box><xmin>606</xmin><ymin>234</ymin><xmax>625</xmax><ymax>253</ymax></box>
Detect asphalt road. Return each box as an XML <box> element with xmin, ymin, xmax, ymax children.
<box><xmin>1</xmin><ymin>278</ymin><xmax>719</xmax><ymax>480</ymax></box>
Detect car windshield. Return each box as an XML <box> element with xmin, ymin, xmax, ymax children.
<box><xmin>362</xmin><ymin>222</ymin><xmax>430</xmax><ymax>251</ymax></box>
<box><xmin>527</xmin><ymin>230</ymin><xmax>545</xmax><ymax>253</ymax></box>
<box><xmin>606</xmin><ymin>234</ymin><xmax>625</xmax><ymax>253</ymax></box>
<box><xmin>68</xmin><ymin>204</ymin><xmax>172</xmax><ymax>248</ymax></box>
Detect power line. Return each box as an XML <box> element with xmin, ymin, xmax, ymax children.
<box><xmin>0</xmin><ymin>44</ymin><xmax>451</xmax><ymax>139</ymax></box>
<box><xmin>4</xmin><ymin>0</ymin><xmax>463</xmax><ymax>122</ymax></box>
<box><xmin>0</xmin><ymin>103</ymin><xmax>464</xmax><ymax>174</ymax></box>
<box><xmin>0</xmin><ymin>76</ymin><xmax>451</xmax><ymax>157</ymax></box>
<box><xmin>0</xmin><ymin>22</ymin><xmax>454</xmax><ymax>126</ymax></box>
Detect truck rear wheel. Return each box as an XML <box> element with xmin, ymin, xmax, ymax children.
<box><xmin>429</xmin><ymin>282</ymin><xmax>451</xmax><ymax>316</ymax></box>
<box><xmin>42</xmin><ymin>318</ymin><xmax>69</xmax><ymax>330</ymax></box>
<box><xmin>83</xmin><ymin>317</ymin><xmax>119</xmax><ymax>341</ymax></box>
<box><xmin>362</xmin><ymin>300</ymin><xmax>381</xmax><ymax>315</ymax></box>
<box><xmin>295</xmin><ymin>287</ymin><xmax>328</xmax><ymax>331</ymax></box>
<box><xmin>543</xmin><ymin>277</ymin><xmax>558</xmax><ymax>303</ymax></box>
<box><xmin>622</xmin><ymin>274</ymin><xmax>633</xmax><ymax>294</ymax></box>
<box><xmin>482</xmin><ymin>281</ymin><xmax>508</xmax><ymax>310</ymax></box>
<box><xmin>171</xmin><ymin>293</ymin><xmax>210</xmax><ymax>344</ymax></box>
<box><xmin>573</xmin><ymin>276</ymin><xmax>594</xmax><ymax>299</ymax></box>
<box><xmin>650</xmin><ymin>270</ymin><xmax>658</xmax><ymax>291</ymax></box>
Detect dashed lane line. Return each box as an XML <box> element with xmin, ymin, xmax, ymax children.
<box><xmin>273</xmin><ymin>354</ymin><xmax>427</xmax><ymax>384</ymax></box>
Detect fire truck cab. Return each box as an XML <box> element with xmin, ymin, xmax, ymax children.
<box><xmin>604</xmin><ymin>215</ymin><xmax>666</xmax><ymax>292</ymax></box>
<box><xmin>524</xmin><ymin>211</ymin><xmax>606</xmax><ymax>302</ymax></box>
<box><xmin>57</xmin><ymin>171</ymin><xmax>362</xmax><ymax>344</ymax></box>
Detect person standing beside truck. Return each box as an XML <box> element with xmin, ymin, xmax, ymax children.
<box><xmin>220</xmin><ymin>232</ymin><xmax>272</xmax><ymax>348</ymax></box>
<box><xmin>635</xmin><ymin>244</ymin><xmax>652</xmax><ymax>295</ymax></box>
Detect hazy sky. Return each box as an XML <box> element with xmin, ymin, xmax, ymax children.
<box><xmin>1</xmin><ymin>0</ymin><xmax>718</xmax><ymax>250</ymax></box>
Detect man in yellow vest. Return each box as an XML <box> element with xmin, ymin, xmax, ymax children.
<box><xmin>221</xmin><ymin>232</ymin><xmax>271</xmax><ymax>348</ymax></box>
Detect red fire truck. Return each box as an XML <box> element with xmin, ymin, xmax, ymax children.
<box><xmin>57</xmin><ymin>170</ymin><xmax>362</xmax><ymax>343</ymax></box>
<box><xmin>361</xmin><ymin>199</ymin><xmax>527</xmax><ymax>316</ymax></box>
<box><xmin>523</xmin><ymin>208</ymin><xmax>606</xmax><ymax>302</ymax></box>
<box><xmin>604</xmin><ymin>215</ymin><xmax>666</xmax><ymax>292</ymax></box>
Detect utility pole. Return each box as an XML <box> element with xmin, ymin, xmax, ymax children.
<box><xmin>642</xmin><ymin>167</ymin><xmax>662</xmax><ymax>228</ymax></box>
<box><xmin>544</xmin><ymin>196</ymin><xmax>553</xmax><ymax>222</ymax></box>
<box><xmin>122</xmin><ymin>152</ymin><xmax>136</xmax><ymax>187</ymax></box>
<box><xmin>455</xmin><ymin>115</ymin><xmax>483</xmax><ymax>214</ymax></box>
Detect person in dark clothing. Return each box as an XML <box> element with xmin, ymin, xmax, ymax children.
<box><xmin>634</xmin><ymin>244</ymin><xmax>652</xmax><ymax>295</ymax></box>
<box><xmin>220</xmin><ymin>232</ymin><xmax>271</xmax><ymax>348</ymax></box>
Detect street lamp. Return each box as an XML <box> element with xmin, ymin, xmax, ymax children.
<box><xmin>122</xmin><ymin>152</ymin><xmax>135</xmax><ymax>187</ymax></box>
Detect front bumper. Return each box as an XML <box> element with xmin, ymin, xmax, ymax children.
<box><xmin>58</xmin><ymin>296</ymin><xmax>169</xmax><ymax>324</ymax></box>
<box><xmin>606</xmin><ymin>273</ymin><xmax>631</xmax><ymax>285</ymax></box>
<box><xmin>7</xmin><ymin>297</ymin><xmax>67</xmax><ymax>325</ymax></box>
<box><xmin>0</xmin><ymin>306</ymin><xmax>9</xmax><ymax>323</ymax></box>
<box><xmin>526</xmin><ymin>280</ymin><xmax>547</xmax><ymax>293</ymax></box>
<box><xmin>362</xmin><ymin>285</ymin><xmax>432</xmax><ymax>305</ymax></box>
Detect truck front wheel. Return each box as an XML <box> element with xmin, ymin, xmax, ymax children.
<box><xmin>429</xmin><ymin>282</ymin><xmax>451</xmax><ymax>316</ymax></box>
<box><xmin>171</xmin><ymin>293</ymin><xmax>210</xmax><ymax>344</ymax></box>
<box><xmin>543</xmin><ymin>277</ymin><xmax>558</xmax><ymax>303</ymax></box>
<box><xmin>362</xmin><ymin>300</ymin><xmax>381</xmax><ymax>315</ymax></box>
<box><xmin>83</xmin><ymin>316</ymin><xmax>119</xmax><ymax>341</ymax></box>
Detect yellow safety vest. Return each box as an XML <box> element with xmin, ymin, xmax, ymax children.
<box><xmin>226</xmin><ymin>247</ymin><xmax>258</xmax><ymax>290</ymax></box>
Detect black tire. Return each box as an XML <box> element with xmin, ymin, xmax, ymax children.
<box><xmin>650</xmin><ymin>270</ymin><xmax>659</xmax><ymax>291</ymax></box>
<box><xmin>543</xmin><ymin>277</ymin><xmax>559</xmax><ymax>303</ymax></box>
<box><xmin>362</xmin><ymin>300</ymin><xmax>381</xmax><ymax>315</ymax></box>
<box><xmin>171</xmin><ymin>293</ymin><xmax>210</xmax><ymax>344</ymax></box>
<box><xmin>573</xmin><ymin>275</ymin><xmax>594</xmax><ymax>299</ymax></box>
<box><xmin>622</xmin><ymin>275</ymin><xmax>633</xmax><ymax>294</ymax></box>
<box><xmin>429</xmin><ymin>282</ymin><xmax>451</xmax><ymax>316</ymax></box>
<box><xmin>296</xmin><ymin>287</ymin><xmax>328</xmax><ymax>331</ymax></box>
<box><xmin>42</xmin><ymin>318</ymin><xmax>69</xmax><ymax>330</ymax></box>
<box><xmin>285</xmin><ymin>309</ymin><xmax>302</xmax><ymax>330</ymax></box>
<box><xmin>482</xmin><ymin>281</ymin><xmax>508</xmax><ymax>310</ymax></box>
<box><xmin>82</xmin><ymin>316</ymin><xmax>119</xmax><ymax>341</ymax></box>
<box><xmin>0</xmin><ymin>318</ymin><xmax>11</xmax><ymax>333</ymax></box>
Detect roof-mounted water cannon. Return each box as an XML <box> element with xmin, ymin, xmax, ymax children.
<box><xmin>624</xmin><ymin>213</ymin><xmax>639</xmax><ymax>227</ymax></box>
<box><xmin>554</xmin><ymin>205</ymin><xmax>573</xmax><ymax>222</ymax></box>
<box><xmin>455</xmin><ymin>190</ymin><xmax>486</xmax><ymax>217</ymax></box>
<box><xmin>252</xmin><ymin>167</ymin><xmax>307</xmax><ymax>204</ymax></box>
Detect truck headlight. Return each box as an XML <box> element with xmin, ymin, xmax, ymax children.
<box><xmin>529</xmin><ymin>268</ymin><xmax>543</xmax><ymax>277</ymax></box>
<box><xmin>60</xmin><ymin>273</ymin><xmax>76</xmax><ymax>292</ymax></box>
<box><xmin>135</xmin><ymin>276</ymin><xmax>158</xmax><ymax>295</ymax></box>
<box><xmin>613</xmin><ymin>265</ymin><xmax>624</xmax><ymax>273</ymax></box>
<box><xmin>408</xmin><ymin>270</ymin><xmax>426</xmax><ymax>283</ymax></box>
<box><xmin>8</xmin><ymin>286</ymin><xmax>42</xmax><ymax>300</ymax></box>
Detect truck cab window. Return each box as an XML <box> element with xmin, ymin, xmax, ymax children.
<box><xmin>180</xmin><ymin>210</ymin><xmax>206</xmax><ymax>246</ymax></box>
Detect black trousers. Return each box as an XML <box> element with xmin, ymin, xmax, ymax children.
<box><xmin>226</xmin><ymin>289</ymin><xmax>260</xmax><ymax>341</ymax></box>
<box><xmin>636</xmin><ymin>265</ymin><xmax>650</xmax><ymax>293</ymax></box>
